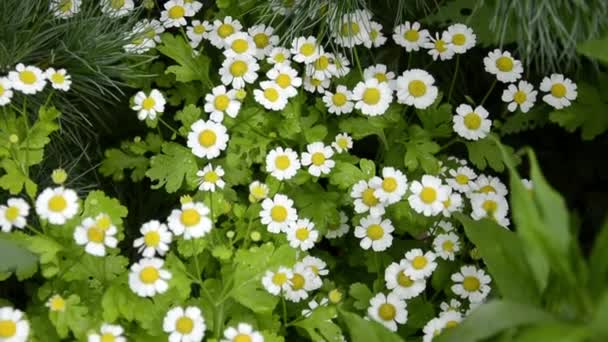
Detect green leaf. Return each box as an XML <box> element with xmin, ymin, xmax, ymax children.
<box><xmin>466</xmin><ymin>135</ymin><xmax>518</xmax><ymax>172</ymax></box>
<box><xmin>590</xmin><ymin>290</ymin><xmax>608</xmax><ymax>339</ymax></box>
<box><xmin>435</xmin><ymin>300</ymin><xmax>555</xmax><ymax>342</ymax></box>
<box><xmin>404</xmin><ymin>125</ymin><xmax>440</xmax><ymax>173</ymax></box>
<box><xmin>359</xmin><ymin>159</ymin><xmax>375</xmax><ymax>178</ymax></box>
<box><xmin>25</xmin><ymin>234</ymin><xmax>63</xmax><ymax>278</ymax></box>
<box><xmin>49</xmin><ymin>294</ymin><xmax>90</xmax><ymax>339</ymax></box>
<box><xmin>499</xmin><ymin>108</ymin><xmax>549</xmax><ymax>136</ymax></box>
<box><xmin>0</xmin><ymin>235</ymin><xmax>38</xmax><ymax>280</ymax></box>
<box><xmin>0</xmin><ymin>159</ymin><xmax>37</xmax><ymax>197</ymax></box>
<box><xmin>175</xmin><ymin>104</ymin><xmax>202</xmax><ymax>137</ymax></box>
<box><xmin>99</xmin><ymin>148</ymin><xmax>149</xmax><ymax>182</ymax></box>
<box><xmin>578</xmin><ymin>35</ymin><xmax>608</xmax><ymax>65</ymax></box>
<box><xmin>349</xmin><ymin>283</ymin><xmax>373</xmax><ymax>310</ymax></box>
<box><xmin>293</xmin><ymin>306</ymin><xmax>342</xmax><ymax>341</ymax></box>
<box><xmin>416</xmin><ymin>101</ymin><xmax>453</xmax><ymax>138</ymax></box>
<box><xmin>303</xmin><ymin>124</ymin><xmax>328</xmax><ymax>143</ymax></box>
<box><xmin>456</xmin><ymin>214</ymin><xmax>540</xmax><ymax>303</ymax></box>
<box><xmin>590</xmin><ymin>218</ymin><xmax>608</xmax><ymax>296</ymax></box>
<box><xmin>339</xmin><ymin>309</ymin><xmax>404</xmax><ymax>342</ymax></box>
<box><xmin>405</xmin><ymin>297</ymin><xmax>436</xmax><ymax>330</ymax></box>
<box><xmin>329</xmin><ymin>161</ymin><xmax>366</xmax><ymax>190</ymax></box>
<box><xmin>82</xmin><ymin>191</ymin><xmax>128</xmax><ymax>229</ymax></box>
<box><xmin>515</xmin><ymin>323</ymin><xmax>589</xmax><ymax>342</ymax></box>
<box><xmin>63</xmin><ymin>254</ymin><xmax>128</xmax><ymax>284</ymax></box>
<box><xmin>157</xmin><ymin>33</ymin><xmax>211</xmax><ymax>85</ymax></box>
<box><xmin>146</xmin><ymin>142</ymin><xmax>199</xmax><ymax>193</ymax></box>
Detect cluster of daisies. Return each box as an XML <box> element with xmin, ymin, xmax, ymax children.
<box><xmin>0</xmin><ymin>64</ymin><xmax>71</xmax><ymax>106</ymax></box>
<box><xmin>49</xmin><ymin>0</ymin><xmax>141</xmax><ymax>19</ymax></box>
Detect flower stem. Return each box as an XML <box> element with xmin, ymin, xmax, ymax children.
<box><xmin>479</xmin><ymin>79</ymin><xmax>497</xmax><ymax>107</ymax></box>
<box><xmin>448</xmin><ymin>55</ymin><xmax>460</xmax><ymax>103</ymax></box>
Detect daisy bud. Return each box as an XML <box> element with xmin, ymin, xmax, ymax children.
<box><xmin>143</xmin><ymin>0</ymin><xmax>155</xmax><ymax>9</ymax></box>
<box><xmin>51</xmin><ymin>168</ymin><xmax>68</xmax><ymax>185</ymax></box>
<box><xmin>180</xmin><ymin>195</ymin><xmax>193</xmax><ymax>204</ymax></box>
<box><xmin>226</xmin><ymin>230</ymin><xmax>235</xmax><ymax>239</ymax></box>
<box><xmin>329</xmin><ymin>289</ymin><xmax>342</xmax><ymax>303</ymax></box>
<box><xmin>235</xmin><ymin>89</ymin><xmax>247</xmax><ymax>101</ymax></box>
<box><xmin>134</xmin><ymin>136</ymin><xmax>142</xmax><ymax>142</ymax></box>
<box><xmin>9</xmin><ymin>134</ymin><xmax>19</xmax><ymax>144</ymax></box>
<box><xmin>250</xmin><ymin>231</ymin><xmax>261</xmax><ymax>241</ymax></box>
<box><xmin>46</xmin><ymin>294</ymin><xmax>67</xmax><ymax>312</ymax></box>
<box><xmin>469</xmin><ymin>247</ymin><xmax>482</xmax><ymax>260</ymax></box>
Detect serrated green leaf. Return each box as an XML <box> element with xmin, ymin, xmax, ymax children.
<box><xmin>329</xmin><ymin>161</ymin><xmax>365</xmax><ymax>190</ymax></box>
<box><xmin>175</xmin><ymin>104</ymin><xmax>202</xmax><ymax>137</ymax></box>
<box><xmin>157</xmin><ymin>33</ymin><xmax>211</xmax><ymax>85</ymax></box>
<box><xmin>416</xmin><ymin>101</ymin><xmax>453</xmax><ymax>138</ymax></box>
<box><xmin>500</xmin><ymin>108</ymin><xmax>549</xmax><ymax>136</ymax></box>
<box><xmin>466</xmin><ymin>135</ymin><xmax>518</xmax><ymax>172</ymax></box>
<box><xmin>99</xmin><ymin>148</ymin><xmax>149</xmax><ymax>182</ymax></box>
<box><xmin>146</xmin><ymin>142</ymin><xmax>198</xmax><ymax>193</ymax></box>
<box><xmin>0</xmin><ymin>159</ymin><xmax>37</xmax><ymax>197</ymax></box>
<box><xmin>82</xmin><ymin>191</ymin><xmax>128</xmax><ymax>229</ymax></box>
<box><xmin>294</xmin><ymin>306</ymin><xmax>342</xmax><ymax>341</ymax></box>
<box><xmin>349</xmin><ymin>282</ymin><xmax>373</xmax><ymax>310</ymax></box>
<box><xmin>304</xmin><ymin>124</ymin><xmax>328</xmax><ymax>143</ymax></box>
<box><xmin>404</xmin><ymin>126</ymin><xmax>440</xmax><ymax>173</ymax></box>
<box><xmin>0</xmin><ymin>235</ymin><xmax>38</xmax><ymax>281</ymax></box>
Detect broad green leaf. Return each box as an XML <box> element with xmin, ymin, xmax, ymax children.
<box><xmin>500</xmin><ymin>108</ymin><xmax>549</xmax><ymax>136</ymax></box>
<box><xmin>303</xmin><ymin>124</ymin><xmax>328</xmax><ymax>143</ymax></box>
<box><xmin>63</xmin><ymin>254</ymin><xmax>128</xmax><ymax>284</ymax></box>
<box><xmin>99</xmin><ymin>148</ymin><xmax>149</xmax><ymax>182</ymax></box>
<box><xmin>146</xmin><ymin>142</ymin><xmax>199</xmax><ymax>193</ymax></box>
<box><xmin>294</xmin><ymin>306</ymin><xmax>342</xmax><ymax>341</ymax></box>
<box><xmin>590</xmin><ymin>218</ymin><xmax>608</xmax><ymax>296</ymax></box>
<box><xmin>26</xmin><ymin>234</ymin><xmax>63</xmax><ymax>278</ymax></box>
<box><xmin>0</xmin><ymin>234</ymin><xmax>38</xmax><ymax>280</ymax></box>
<box><xmin>175</xmin><ymin>104</ymin><xmax>202</xmax><ymax>137</ymax></box>
<box><xmin>466</xmin><ymin>135</ymin><xmax>517</xmax><ymax>172</ymax></box>
<box><xmin>359</xmin><ymin>159</ymin><xmax>375</xmax><ymax>178</ymax></box>
<box><xmin>578</xmin><ymin>35</ymin><xmax>608</xmax><ymax>65</ymax></box>
<box><xmin>82</xmin><ymin>191</ymin><xmax>128</xmax><ymax>229</ymax></box>
<box><xmin>349</xmin><ymin>283</ymin><xmax>373</xmax><ymax>310</ymax></box>
<box><xmin>416</xmin><ymin>101</ymin><xmax>453</xmax><ymax>138</ymax></box>
<box><xmin>289</xmin><ymin>183</ymin><xmax>341</xmax><ymax>234</ymax></box>
<box><xmin>329</xmin><ymin>161</ymin><xmax>365</xmax><ymax>190</ymax></box>
<box><xmin>404</xmin><ymin>125</ymin><xmax>440</xmax><ymax>173</ymax></box>
<box><xmin>157</xmin><ymin>33</ymin><xmax>211</xmax><ymax>85</ymax></box>
<box><xmin>48</xmin><ymin>294</ymin><xmax>90</xmax><ymax>339</ymax></box>
<box><xmin>405</xmin><ymin>297</ymin><xmax>435</xmax><ymax>329</ymax></box>
<box><xmin>515</xmin><ymin>323</ymin><xmax>589</xmax><ymax>342</ymax></box>
<box><xmin>339</xmin><ymin>309</ymin><xmax>404</xmax><ymax>342</ymax></box>
<box><xmin>590</xmin><ymin>290</ymin><xmax>608</xmax><ymax>339</ymax></box>
<box><xmin>0</xmin><ymin>159</ymin><xmax>37</xmax><ymax>197</ymax></box>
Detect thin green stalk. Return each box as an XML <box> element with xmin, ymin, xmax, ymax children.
<box><xmin>479</xmin><ymin>79</ymin><xmax>497</xmax><ymax>106</ymax></box>
<box><xmin>281</xmin><ymin>296</ymin><xmax>288</xmax><ymax>328</ymax></box>
<box><xmin>448</xmin><ymin>55</ymin><xmax>460</xmax><ymax>103</ymax></box>
<box><xmin>158</xmin><ymin>117</ymin><xmax>178</xmax><ymax>136</ymax></box>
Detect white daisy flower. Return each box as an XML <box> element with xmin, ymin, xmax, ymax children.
<box><xmin>363</xmin><ymin>64</ymin><xmax>395</xmax><ymax>87</ymax></box>
<box><xmin>432</xmin><ymin>220</ymin><xmax>455</xmax><ymax>235</ymax></box>
<box><xmin>302</xmin><ymin>298</ymin><xmax>329</xmax><ymax>317</ymax></box>
<box><xmin>385</xmin><ymin>260</ymin><xmax>426</xmax><ymax>299</ymax></box>
<box><xmin>440</xmin><ymin>310</ymin><xmax>463</xmax><ymax>328</ymax></box>
<box><xmin>267</xmin><ymin>47</ymin><xmax>291</xmax><ymax>66</ymax></box>
<box><xmin>369</xmin><ymin>167</ymin><xmax>408</xmax><ymax>205</ymax></box>
<box><xmin>133</xmin><ymin>220</ymin><xmax>172</xmax><ymax>257</ymax></box>
<box><xmin>50</xmin><ymin>0</ymin><xmax>81</xmax><ymax>18</ymax></box>
<box><xmin>249</xmin><ymin>24</ymin><xmax>279</xmax><ymax>59</ymax></box>
<box><xmin>183</xmin><ymin>0</ymin><xmax>203</xmax><ymax>13</ymax></box>
<box><xmin>248</xmin><ymin>181</ymin><xmax>269</xmax><ymax>202</ymax></box>
<box><xmin>45</xmin><ymin>68</ymin><xmax>71</xmax><ymax>91</ymax></box>
<box><xmin>303</xmin><ymin>75</ymin><xmax>330</xmax><ymax>94</ymax></box>
<box><xmin>124</xmin><ymin>19</ymin><xmax>164</xmax><ymax>54</ymax></box>
<box><xmin>451</xmin><ymin>265</ymin><xmax>492</xmax><ymax>303</ymax></box>
<box><xmin>0</xmin><ymin>198</ymin><xmax>29</xmax><ymax>233</ymax></box>
<box><xmin>333</xmin><ymin>53</ymin><xmax>351</xmax><ymax>77</ymax></box>
<box><xmin>393</xmin><ymin>21</ymin><xmax>429</xmax><ymax>52</ymax></box>
<box><xmin>354</xmin><ymin>215</ymin><xmax>394</xmax><ymax>252</ymax></box>
<box><xmin>452</xmin><ymin>104</ymin><xmax>492</xmax><ymax>141</ymax></box>
<box><xmin>483</xmin><ymin>49</ymin><xmax>523</xmax><ymax>83</ymax></box>
<box><xmin>440</xmin><ymin>299</ymin><xmax>462</xmax><ymax>313</ymax></box>
<box><xmin>408</xmin><ymin>175</ymin><xmax>450</xmax><ymax>216</ymax></box>
<box><xmin>445</xmin><ymin>23</ymin><xmax>476</xmax><ymax>54</ymax></box>
<box><xmin>433</xmin><ymin>233</ymin><xmax>460</xmax><ymax>261</ymax></box>
<box><xmin>132</xmin><ymin>89</ymin><xmax>166</xmax><ymax>121</ymax></box>
<box><xmin>45</xmin><ymin>294</ymin><xmax>66</xmax><ymax>312</ymax></box>
<box><xmin>0</xmin><ymin>77</ymin><xmax>14</xmax><ymax>106</ymax></box>
<box><xmin>223</xmin><ymin>32</ymin><xmax>256</xmax><ymax>58</ymax></box>
<box><xmin>261</xmin><ymin>267</ymin><xmax>293</xmax><ymax>295</ymax></box>
<box><xmin>470</xmin><ymin>192</ymin><xmax>510</xmax><ymax>227</ymax></box>
<box><xmin>395</xmin><ymin>69</ymin><xmax>439</xmax><ymax>109</ymax></box>
<box><xmin>221</xmin><ymin>323</ymin><xmax>263</xmax><ymax>342</ymax></box>
<box><xmin>285</xmin><ymin>264</ymin><xmax>318</xmax><ymax>302</ymax></box>
<box><xmin>128</xmin><ymin>258</ymin><xmax>172</xmax><ymax>297</ymax></box>
<box><xmin>501</xmin><ymin>80</ymin><xmax>537</xmax><ymax>113</ymax></box>
<box><xmin>101</xmin><ymin>0</ymin><xmax>133</xmax><ymax>18</ymax></box>
<box><xmin>367</xmin><ymin>292</ymin><xmax>408</xmax><ymax>332</ymax></box>
<box><xmin>352</xmin><ymin>78</ymin><xmax>393</xmax><ymax>116</ymax></box>
<box><xmin>325</xmin><ymin>211</ymin><xmax>349</xmax><ymax>239</ymax></box>
<box><xmin>219</xmin><ymin>55</ymin><xmax>259</xmax><ymax>89</ymax></box>
<box><xmin>365</xmin><ymin>21</ymin><xmax>387</xmax><ymax>48</ymax></box>
<box><xmin>301</xmin><ymin>142</ymin><xmax>335</xmax><ymax>177</ymax></box>
<box><xmin>8</xmin><ymin>64</ymin><xmax>46</xmax><ymax>95</ymax></box>
<box><xmin>35</xmin><ymin>187</ymin><xmax>79</xmax><ymax>225</ymax></box>
<box><xmin>160</xmin><ymin>0</ymin><xmax>194</xmax><ymax>28</ymax></box>
<box><xmin>167</xmin><ymin>201</ymin><xmax>212</xmax><ymax>239</ymax></box>
<box><xmin>447</xmin><ymin>166</ymin><xmax>477</xmax><ymax>193</ymax></box>
<box><xmin>197</xmin><ymin>164</ymin><xmax>225</xmax><ymax>192</ymax></box>
<box><xmin>0</xmin><ymin>307</ymin><xmax>29</xmax><ymax>341</ymax></box>
<box><xmin>422</xmin><ymin>316</ymin><xmax>446</xmax><ymax>342</ymax></box>
<box><xmin>332</xmin><ymin>133</ymin><xmax>353</xmax><ymax>153</ymax></box>
<box><xmin>187</xmin><ymin>119</ymin><xmax>229</xmax><ymax>159</ymax></box>
<box><xmin>404</xmin><ymin>249</ymin><xmax>437</xmax><ymax>280</ymax></box>
<box><xmin>163</xmin><ymin>306</ymin><xmax>206</xmax><ymax>342</ymax></box>
<box><xmin>265</xmin><ymin>147</ymin><xmax>301</xmax><ymax>181</ymax></box>
<box><xmin>286</xmin><ymin>218</ymin><xmax>318</xmax><ymax>251</ymax></box>
<box><xmin>307</xmin><ymin>53</ymin><xmax>337</xmax><ymax>80</ymax></box>
<box><xmin>291</xmin><ymin>36</ymin><xmax>322</xmax><ymax>64</ymax></box>
<box><xmin>208</xmin><ymin>16</ymin><xmax>242</xmax><ymax>48</ymax></box>
<box><xmin>539</xmin><ymin>73</ymin><xmax>578</xmax><ymax>109</ymax></box>
<box><xmin>74</xmin><ymin>217</ymin><xmax>118</xmax><ymax>257</ymax></box>
<box><xmin>187</xmin><ymin>20</ymin><xmax>208</xmax><ymax>46</ymax></box>
<box><xmin>322</xmin><ymin>86</ymin><xmax>355</xmax><ymax>115</ymax></box>
<box><xmin>351</xmin><ymin>180</ymin><xmax>386</xmax><ymax>217</ymax></box>
<box><xmin>300</xmin><ymin>255</ymin><xmax>329</xmax><ymax>277</ymax></box>
<box><xmin>260</xmin><ymin>193</ymin><xmax>298</xmax><ymax>233</ymax></box>
<box><xmin>267</xmin><ymin>64</ymin><xmax>301</xmax><ymax>98</ymax></box>
<box><xmin>254</xmin><ymin>81</ymin><xmax>288</xmax><ymax>111</ymax></box>
<box><xmin>88</xmin><ymin>324</ymin><xmax>126</xmax><ymax>342</ymax></box>
<box><xmin>424</xmin><ymin>31</ymin><xmax>454</xmax><ymax>61</ymax></box>
<box><xmin>442</xmin><ymin>190</ymin><xmax>463</xmax><ymax>218</ymax></box>
<box><xmin>204</xmin><ymin>85</ymin><xmax>240</xmax><ymax>122</ymax></box>
<box><xmin>473</xmin><ymin>175</ymin><xmax>508</xmax><ymax>196</ymax></box>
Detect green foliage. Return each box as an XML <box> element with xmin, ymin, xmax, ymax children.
<box><xmin>157</xmin><ymin>34</ymin><xmax>212</xmax><ymax>86</ymax></box>
<box><xmin>146</xmin><ymin>142</ymin><xmax>199</xmax><ymax>193</ymax></box>
<box><xmin>578</xmin><ymin>34</ymin><xmax>608</xmax><ymax>65</ymax></box>
<box><xmin>339</xmin><ymin>309</ymin><xmax>404</xmax><ymax>342</ymax></box>
<box><xmin>0</xmin><ymin>234</ymin><xmax>38</xmax><ymax>280</ymax></box>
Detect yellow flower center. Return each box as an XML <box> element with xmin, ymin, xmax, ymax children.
<box><xmin>337</xmin><ymin>138</ymin><xmax>349</xmax><ymax>149</ymax></box>
<box><xmin>235</xmin><ymin>334</ymin><xmax>253</xmax><ymax>342</ymax></box>
<box><xmin>101</xmin><ymin>333</ymin><xmax>116</xmax><ymax>342</ymax></box>
<box><xmin>551</xmin><ymin>83</ymin><xmax>567</xmax><ymax>98</ymax></box>
<box><xmin>404</xmin><ymin>29</ymin><xmax>419</xmax><ymax>42</ymax></box>
<box><xmin>443</xmin><ymin>197</ymin><xmax>452</xmax><ymax>209</ymax></box>
<box><xmin>478</xmin><ymin>185</ymin><xmax>495</xmax><ymax>193</ymax></box>
<box><xmin>300</xmin><ymin>43</ymin><xmax>316</xmax><ymax>56</ymax></box>
<box><xmin>253</xmin><ymin>33</ymin><xmax>269</xmax><ymax>48</ymax></box>
<box><xmin>198</xmin><ymin>129</ymin><xmax>217</xmax><ymax>147</ymax></box>
<box><xmin>366</xmin><ymin>224</ymin><xmax>384</xmax><ymax>240</ymax></box>
<box><xmin>274</xmin><ymin>155</ymin><xmax>290</xmax><ymax>170</ymax></box>
<box><xmin>251</xmin><ymin>185</ymin><xmax>266</xmax><ymax>198</ymax></box>
<box><xmin>452</xmin><ymin>33</ymin><xmax>466</xmax><ymax>46</ymax></box>
<box><xmin>48</xmin><ymin>195</ymin><xmax>67</xmax><ymax>212</ymax></box>
<box><xmin>362</xmin><ymin>88</ymin><xmax>381</xmax><ymax>105</ymax></box>
<box><xmin>370</xmin><ymin>30</ymin><xmax>379</xmax><ymax>40</ymax></box>
<box><xmin>19</xmin><ymin>70</ymin><xmax>37</xmax><ymax>85</ymax></box>
<box><xmin>139</xmin><ymin>266</ymin><xmax>159</xmax><ymax>284</ymax></box>
<box><xmin>463</xmin><ymin>113</ymin><xmax>481</xmax><ymax>130</ymax></box>
<box><xmin>144</xmin><ymin>231</ymin><xmax>161</xmax><ymax>247</ymax></box>
<box><xmin>412</xmin><ymin>255</ymin><xmax>428</xmax><ymax>269</ymax></box>
<box><xmin>463</xmin><ymin>276</ymin><xmax>481</xmax><ymax>292</ymax></box>
<box><xmin>482</xmin><ymin>200</ymin><xmax>498</xmax><ymax>215</ymax></box>
<box><xmin>455</xmin><ymin>174</ymin><xmax>469</xmax><ymax>185</ymax></box>
<box><xmin>397</xmin><ymin>271</ymin><xmax>414</xmax><ymax>287</ymax></box>
<box><xmin>218</xmin><ymin>24</ymin><xmax>235</xmax><ymax>38</ymax></box>
<box><xmin>408</xmin><ymin>80</ymin><xmax>427</xmax><ymax>97</ymax></box>
<box><xmin>0</xmin><ymin>320</ymin><xmax>16</xmax><ymax>338</ymax></box>
<box><xmin>176</xmin><ymin>316</ymin><xmax>194</xmax><ymax>334</ymax></box>
<box><xmin>332</xmin><ymin>92</ymin><xmax>347</xmax><ymax>106</ymax></box>
<box><xmin>87</xmin><ymin>226</ymin><xmax>105</xmax><ymax>243</ymax></box>
<box><xmin>361</xmin><ymin>188</ymin><xmax>379</xmax><ymax>207</ymax></box>
<box><xmin>442</xmin><ymin>240</ymin><xmax>454</xmax><ymax>252</ymax></box>
<box><xmin>382</xmin><ymin>177</ymin><xmax>398</xmax><ymax>192</ymax></box>
<box><xmin>445</xmin><ymin>320</ymin><xmax>459</xmax><ymax>329</ymax></box>
<box><xmin>51</xmin><ymin>73</ymin><xmax>65</xmax><ymax>84</ymax></box>
<box><xmin>194</xmin><ymin>25</ymin><xmax>205</xmax><ymax>34</ymax></box>
<box><xmin>495</xmin><ymin>56</ymin><xmax>514</xmax><ymax>72</ymax></box>
<box><xmin>270</xmin><ymin>205</ymin><xmax>287</xmax><ymax>222</ymax></box>
<box><xmin>97</xmin><ymin>215</ymin><xmax>112</xmax><ymax>230</ymax></box>
<box><xmin>340</xmin><ymin>22</ymin><xmax>360</xmax><ymax>36</ymax></box>
<box><xmin>180</xmin><ymin>208</ymin><xmax>201</xmax><ymax>226</ymax></box>
<box><xmin>231</xmin><ymin>39</ymin><xmax>249</xmax><ymax>53</ymax></box>
<box><xmin>230</xmin><ymin>60</ymin><xmax>248</xmax><ymax>77</ymax></box>
<box><xmin>264</xmin><ymin>88</ymin><xmax>279</xmax><ymax>102</ymax></box>
<box><xmin>49</xmin><ymin>295</ymin><xmax>66</xmax><ymax>311</ymax></box>
<box><xmin>214</xmin><ymin>94</ymin><xmax>230</xmax><ymax>111</ymax></box>
<box><xmin>274</xmin><ymin>53</ymin><xmax>286</xmax><ymax>63</ymax></box>
<box><xmin>435</xmin><ymin>40</ymin><xmax>447</xmax><ymax>52</ymax></box>
<box><xmin>290</xmin><ymin>273</ymin><xmax>305</xmax><ymax>290</ymax></box>
<box><xmin>168</xmin><ymin>5</ymin><xmax>185</xmax><ymax>19</ymax></box>
<box><xmin>374</xmin><ymin>73</ymin><xmax>388</xmax><ymax>83</ymax></box>
<box><xmin>59</xmin><ymin>0</ymin><xmax>72</xmax><ymax>12</ymax></box>
<box><xmin>378</xmin><ymin>303</ymin><xmax>396</xmax><ymax>321</ymax></box>
<box><xmin>204</xmin><ymin>171</ymin><xmax>219</xmax><ymax>183</ymax></box>
<box><xmin>295</xmin><ymin>227</ymin><xmax>309</xmax><ymax>241</ymax></box>
<box><xmin>276</xmin><ymin>74</ymin><xmax>291</xmax><ymax>88</ymax></box>
<box><xmin>111</xmin><ymin>0</ymin><xmax>125</xmax><ymax>9</ymax></box>
<box><xmin>0</xmin><ymin>85</ymin><xmax>3</xmax><ymax>95</ymax></box>
<box><xmin>311</xmin><ymin>78</ymin><xmax>322</xmax><ymax>86</ymax></box>
<box><xmin>420</xmin><ymin>187</ymin><xmax>437</xmax><ymax>204</ymax></box>
<box><xmin>5</xmin><ymin>206</ymin><xmax>19</xmax><ymax>221</ymax></box>
<box><xmin>142</xmin><ymin>97</ymin><xmax>156</xmax><ymax>110</ymax></box>
<box><xmin>314</xmin><ymin>56</ymin><xmax>330</xmax><ymax>70</ymax></box>
<box><xmin>513</xmin><ymin>90</ymin><xmax>527</xmax><ymax>104</ymax></box>
<box><xmin>272</xmin><ymin>272</ymin><xmax>288</xmax><ymax>285</ymax></box>
<box><xmin>311</xmin><ymin>152</ymin><xmax>325</xmax><ymax>166</ymax></box>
